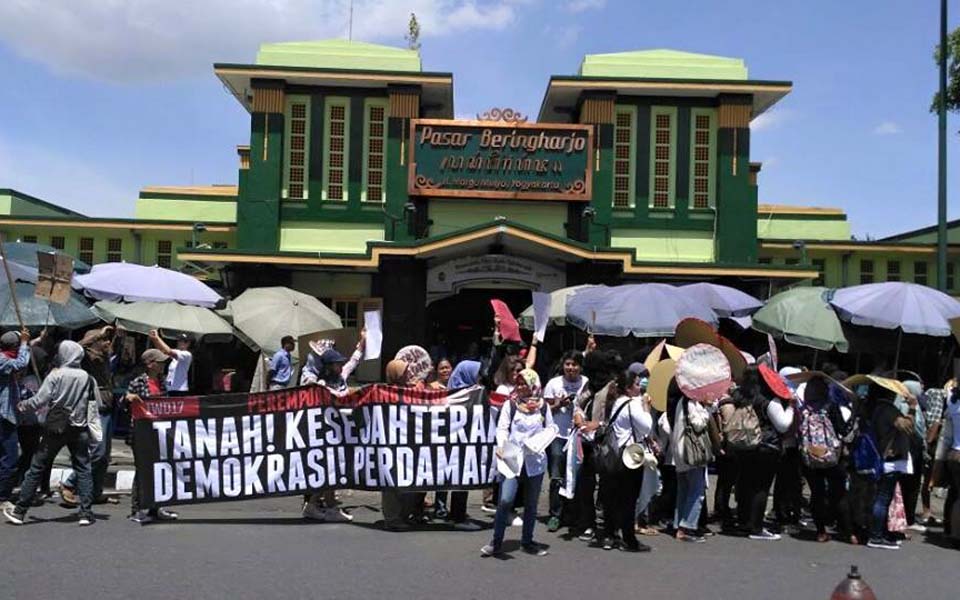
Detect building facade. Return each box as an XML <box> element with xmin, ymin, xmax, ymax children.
<box><xmin>2</xmin><ymin>40</ymin><xmax>957</xmax><ymax>359</ymax></box>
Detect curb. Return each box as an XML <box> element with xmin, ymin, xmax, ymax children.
<box><xmin>50</xmin><ymin>468</ymin><xmax>136</xmax><ymax>495</ymax></box>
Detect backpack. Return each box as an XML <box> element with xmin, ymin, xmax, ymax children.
<box><xmin>851</xmin><ymin>427</ymin><xmax>883</xmax><ymax>481</ymax></box>
<box><xmin>723</xmin><ymin>404</ymin><xmax>761</xmax><ymax>451</ymax></box>
<box><xmin>592</xmin><ymin>401</ymin><xmax>633</xmax><ymax>475</ymax></box>
<box><xmin>800</xmin><ymin>406</ymin><xmax>840</xmax><ymax>469</ymax></box>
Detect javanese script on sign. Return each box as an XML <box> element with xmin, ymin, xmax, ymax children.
<box><xmin>408</xmin><ymin>119</ymin><xmax>593</xmax><ymax>201</ymax></box>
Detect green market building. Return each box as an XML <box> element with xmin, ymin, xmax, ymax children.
<box><xmin>2</xmin><ymin>40</ymin><xmax>958</xmax><ymax>360</ymax></box>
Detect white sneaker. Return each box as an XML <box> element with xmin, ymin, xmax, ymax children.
<box><xmin>324</xmin><ymin>508</ymin><xmax>354</xmax><ymax>523</ymax></box>
<box><xmin>302</xmin><ymin>502</ymin><xmax>327</xmax><ymax>521</ymax></box>
<box><xmin>156</xmin><ymin>508</ymin><xmax>179</xmax><ymax>521</ymax></box>
<box><xmin>511</xmin><ymin>515</ymin><xmax>523</xmax><ymax>527</ymax></box>
<box><xmin>907</xmin><ymin>523</ymin><xmax>927</xmax><ymax>532</ymax></box>
<box><xmin>78</xmin><ymin>516</ymin><xmax>94</xmax><ymax>527</ymax></box>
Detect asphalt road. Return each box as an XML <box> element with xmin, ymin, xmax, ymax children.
<box><xmin>1</xmin><ymin>490</ymin><xmax>956</xmax><ymax>600</ymax></box>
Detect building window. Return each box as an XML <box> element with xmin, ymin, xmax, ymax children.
<box><xmin>860</xmin><ymin>259</ymin><xmax>874</xmax><ymax>284</ymax></box>
<box><xmin>50</xmin><ymin>236</ymin><xmax>65</xmax><ymax>250</ymax></box>
<box><xmin>689</xmin><ymin>109</ymin><xmax>717</xmax><ymax>209</ymax></box>
<box><xmin>107</xmin><ymin>238</ymin><xmax>122</xmax><ymax>262</ymax></box>
<box><xmin>320</xmin><ymin>298</ymin><xmax>359</xmax><ymax>328</ymax></box>
<box><xmin>886</xmin><ymin>260</ymin><xmax>900</xmax><ymax>282</ymax></box>
<box><xmin>157</xmin><ymin>240</ymin><xmax>172</xmax><ymax>269</ymax></box>
<box><xmin>78</xmin><ymin>237</ymin><xmax>94</xmax><ymax>265</ymax></box>
<box><xmin>362</xmin><ymin>99</ymin><xmax>387</xmax><ymax>203</ymax></box>
<box><xmin>949</xmin><ymin>263</ymin><xmax>956</xmax><ymax>290</ymax></box>
<box><xmin>213</xmin><ymin>241</ymin><xmax>228</xmax><ymax>249</ymax></box>
<box><xmin>648</xmin><ymin>106</ymin><xmax>677</xmax><ymax>208</ymax></box>
<box><xmin>322</xmin><ymin>98</ymin><xmax>350</xmax><ymax>201</ymax></box>
<box><xmin>812</xmin><ymin>258</ymin><xmax>826</xmax><ymax>286</ymax></box>
<box><xmin>758</xmin><ymin>257</ymin><xmax>772</xmax><ymax>265</ymax></box>
<box><xmin>21</xmin><ymin>235</ymin><xmax>37</xmax><ymax>244</ymax></box>
<box><xmin>914</xmin><ymin>261</ymin><xmax>928</xmax><ymax>285</ymax></box>
<box><xmin>283</xmin><ymin>96</ymin><xmax>310</xmax><ymax>200</ymax></box>
<box><xmin>785</xmin><ymin>258</ymin><xmax>799</xmax><ymax>266</ymax></box>
<box><xmin>612</xmin><ymin>106</ymin><xmax>637</xmax><ymax>209</ymax></box>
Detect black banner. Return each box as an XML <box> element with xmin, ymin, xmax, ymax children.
<box><xmin>132</xmin><ymin>385</ymin><xmax>501</xmax><ymax>508</ymax></box>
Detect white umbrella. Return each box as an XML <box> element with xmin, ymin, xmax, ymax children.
<box><xmin>566</xmin><ymin>284</ymin><xmax>718</xmax><ymax>337</ymax></box>
<box><xmin>230</xmin><ymin>286</ymin><xmax>343</xmax><ymax>354</ymax></box>
<box><xmin>518</xmin><ymin>284</ymin><xmax>595</xmax><ymax>329</ymax></box>
<box><xmin>91</xmin><ymin>300</ymin><xmax>233</xmax><ymax>337</ymax></box>
<box><xmin>76</xmin><ymin>262</ymin><xmax>222</xmax><ymax>308</ymax></box>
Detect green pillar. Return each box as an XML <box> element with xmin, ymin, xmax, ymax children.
<box><xmin>715</xmin><ymin>94</ymin><xmax>756</xmax><ymax>264</ymax></box>
<box><xmin>237</xmin><ymin>81</ymin><xmax>284</xmax><ymax>252</ymax></box>
<box><xmin>385</xmin><ymin>86</ymin><xmax>419</xmax><ymax>243</ymax></box>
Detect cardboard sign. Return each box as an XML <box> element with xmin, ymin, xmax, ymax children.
<box><xmin>35</xmin><ymin>252</ymin><xmax>73</xmax><ymax>305</ymax></box>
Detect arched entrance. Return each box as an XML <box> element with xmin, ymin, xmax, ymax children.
<box><xmin>424</xmin><ymin>254</ymin><xmax>566</xmax><ymax>363</ymax></box>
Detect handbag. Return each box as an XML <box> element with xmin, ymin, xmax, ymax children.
<box><xmin>682</xmin><ymin>405</ymin><xmax>712</xmax><ymax>467</ymax></box>
<box><xmin>592</xmin><ymin>400</ymin><xmax>633</xmax><ymax>475</ymax></box>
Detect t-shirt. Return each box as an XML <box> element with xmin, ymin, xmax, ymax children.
<box><xmin>542</xmin><ymin>375</ymin><xmax>588</xmax><ymax>438</ymax></box>
<box><xmin>608</xmin><ymin>395</ymin><xmax>652</xmax><ymax>448</ymax></box>
<box><xmin>166</xmin><ymin>349</ymin><xmax>192</xmax><ymax>392</ymax></box>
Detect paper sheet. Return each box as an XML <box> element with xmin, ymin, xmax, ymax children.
<box><xmin>363</xmin><ymin>310</ymin><xmax>382</xmax><ymax>360</ymax></box>
<box><xmin>531</xmin><ymin>291</ymin><xmax>551</xmax><ymax>343</ymax></box>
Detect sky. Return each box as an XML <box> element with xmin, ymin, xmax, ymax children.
<box><xmin>0</xmin><ymin>0</ymin><xmax>955</xmax><ymax>239</ymax></box>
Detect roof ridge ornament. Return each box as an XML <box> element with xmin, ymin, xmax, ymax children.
<box><xmin>476</xmin><ymin>107</ymin><xmax>528</xmax><ymax>123</ymax></box>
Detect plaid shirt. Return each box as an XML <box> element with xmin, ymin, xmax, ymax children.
<box><xmin>923</xmin><ymin>388</ymin><xmax>948</xmax><ymax>432</ymax></box>
<box><xmin>126</xmin><ymin>373</ymin><xmax>166</xmax><ymax>400</ymax></box>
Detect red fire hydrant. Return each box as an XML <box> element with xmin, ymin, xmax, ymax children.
<box><xmin>830</xmin><ymin>565</ymin><xmax>877</xmax><ymax>600</ymax></box>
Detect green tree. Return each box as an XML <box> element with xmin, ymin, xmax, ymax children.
<box><xmin>405</xmin><ymin>13</ymin><xmax>421</xmax><ymax>51</ymax></box>
<box><xmin>932</xmin><ymin>26</ymin><xmax>960</xmax><ymax>117</ymax></box>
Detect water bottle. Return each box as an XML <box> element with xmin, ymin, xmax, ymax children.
<box><xmin>830</xmin><ymin>565</ymin><xmax>877</xmax><ymax>600</ymax></box>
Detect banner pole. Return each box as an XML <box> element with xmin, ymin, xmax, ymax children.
<box><xmin>0</xmin><ymin>233</ymin><xmax>41</xmax><ymax>379</ymax></box>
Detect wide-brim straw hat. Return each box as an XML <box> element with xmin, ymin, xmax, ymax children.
<box><xmin>675</xmin><ymin>318</ymin><xmax>747</xmax><ymax>382</ymax></box>
<box><xmin>647</xmin><ymin>358</ymin><xmax>677</xmax><ymax>412</ymax></box>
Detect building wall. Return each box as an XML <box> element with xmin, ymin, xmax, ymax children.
<box><xmin>428</xmin><ymin>200</ymin><xmax>567</xmax><ymax>238</ymax></box>
<box><xmin>135</xmin><ymin>198</ymin><xmax>237</xmax><ymax>223</ymax></box>
<box><xmin>612</xmin><ymin>228</ymin><xmax>715</xmax><ymax>262</ymax></box>
<box><xmin>757</xmin><ymin>216</ymin><xmax>850</xmax><ymax>241</ymax></box>
<box><xmin>0</xmin><ymin>223</ymin><xmax>234</xmax><ymax>270</ymax></box>
<box><xmin>279</xmin><ymin>222</ymin><xmax>383</xmax><ymax>253</ymax></box>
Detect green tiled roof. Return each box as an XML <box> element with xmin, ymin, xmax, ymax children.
<box><xmin>255</xmin><ymin>39</ymin><xmax>421</xmax><ymax>72</ymax></box>
<box><xmin>578</xmin><ymin>49</ymin><xmax>748</xmax><ymax>80</ymax></box>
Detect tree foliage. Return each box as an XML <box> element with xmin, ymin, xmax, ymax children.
<box><xmin>931</xmin><ymin>26</ymin><xmax>960</xmax><ymax>114</ymax></box>
<box><xmin>405</xmin><ymin>13</ymin><xmax>421</xmax><ymax>51</ymax></box>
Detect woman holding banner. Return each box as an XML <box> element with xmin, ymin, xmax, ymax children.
<box><xmin>300</xmin><ymin>331</ymin><xmax>365</xmax><ymax>523</ymax></box>
<box><xmin>481</xmin><ymin>368</ymin><xmax>553</xmax><ymax>558</ymax></box>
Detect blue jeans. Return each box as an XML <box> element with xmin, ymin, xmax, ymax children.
<box><xmin>674</xmin><ymin>467</ymin><xmax>707</xmax><ymax>531</ymax></box>
<box><xmin>16</xmin><ymin>427</ymin><xmax>94</xmax><ymax>518</ymax></box>
<box><xmin>491</xmin><ymin>471</ymin><xmax>543</xmax><ymax>548</ymax></box>
<box><xmin>0</xmin><ymin>420</ymin><xmax>18</xmax><ymax>501</ymax></box>
<box><xmin>65</xmin><ymin>412</ymin><xmax>113</xmax><ymax>499</ymax></box>
<box><xmin>870</xmin><ymin>472</ymin><xmax>900</xmax><ymax>540</ymax></box>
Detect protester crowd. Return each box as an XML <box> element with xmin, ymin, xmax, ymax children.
<box><xmin>2</xmin><ymin>313</ymin><xmax>960</xmax><ymax>564</ymax></box>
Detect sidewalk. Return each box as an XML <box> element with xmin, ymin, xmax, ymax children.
<box><xmin>49</xmin><ymin>441</ymin><xmax>135</xmax><ymax>495</ymax></box>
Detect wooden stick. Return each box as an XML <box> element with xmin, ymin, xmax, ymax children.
<box><xmin>0</xmin><ymin>233</ymin><xmax>41</xmax><ymax>379</ymax></box>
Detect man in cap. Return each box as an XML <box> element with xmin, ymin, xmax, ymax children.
<box><xmin>4</xmin><ymin>341</ymin><xmax>99</xmax><ymax>526</ymax></box>
<box><xmin>127</xmin><ymin>348</ymin><xmax>179</xmax><ymax>524</ymax></box>
<box><xmin>0</xmin><ymin>329</ymin><xmax>31</xmax><ymax>510</ymax></box>
<box><xmin>149</xmin><ymin>329</ymin><xmax>192</xmax><ymax>396</ymax></box>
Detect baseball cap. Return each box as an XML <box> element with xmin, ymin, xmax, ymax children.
<box><xmin>141</xmin><ymin>349</ymin><xmax>170</xmax><ymax>363</ymax></box>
